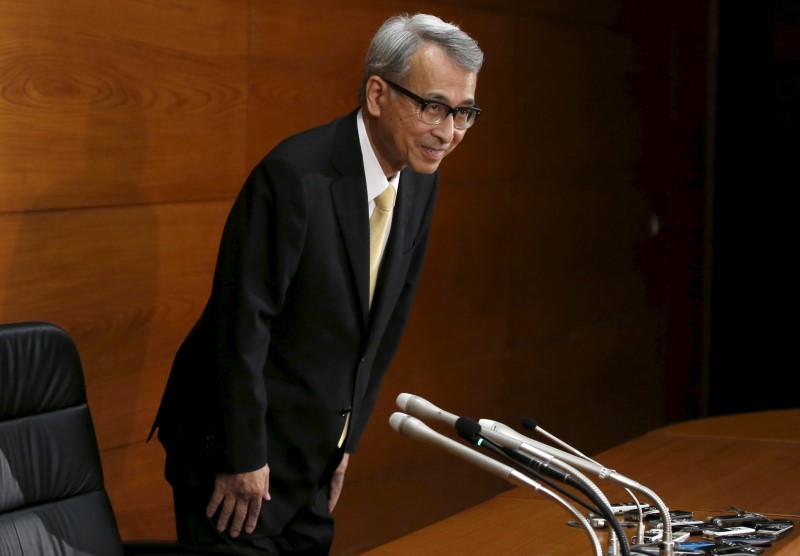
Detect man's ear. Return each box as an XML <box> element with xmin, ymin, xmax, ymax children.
<box><xmin>365</xmin><ymin>76</ymin><xmax>389</xmax><ymax>117</ymax></box>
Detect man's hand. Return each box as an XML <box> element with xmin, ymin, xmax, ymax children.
<box><xmin>327</xmin><ymin>453</ymin><xmax>350</xmax><ymax>513</ymax></box>
<box><xmin>206</xmin><ymin>463</ymin><xmax>271</xmax><ymax>538</ymax></box>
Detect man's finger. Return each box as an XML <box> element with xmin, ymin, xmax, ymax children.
<box><xmin>205</xmin><ymin>490</ymin><xmax>224</xmax><ymax>519</ymax></box>
<box><xmin>215</xmin><ymin>497</ymin><xmax>236</xmax><ymax>532</ymax></box>
<box><xmin>327</xmin><ymin>489</ymin><xmax>340</xmax><ymax>513</ymax></box>
<box><xmin>228</xmin><ymin>501</ymin><xmax>249</xmax><ymax>538</ymax></box>
<box><xmin>243</xmin><ymin>497</ymin><xmax>263</xmax><ymax>534</ymax></box>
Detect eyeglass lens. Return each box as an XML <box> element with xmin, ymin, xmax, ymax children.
<box><xmin>420</xmin><ymin>105</ymin><xmax>477</xmax><ymax>129</ymax></box>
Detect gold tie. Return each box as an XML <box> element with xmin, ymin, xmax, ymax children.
<box><xmin>337</xmin><ymin>186</ymin><xmax>395</xmax><ymax>449</ymax></box>
<box><xmin>368</xmin><ymin>186</ymin><xmax>396</xmax><ymax>306</ymax></box>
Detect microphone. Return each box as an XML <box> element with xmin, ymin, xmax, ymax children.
<box><xmin>395</xmin><ymin>394</ymin><xmax>622</xmax><ymax>547</ymax></box>
<box><xmin>395</xmin><ymin>395</ymin><xmax>618</xmax><ymax>505</ymax></box>
<box><xmin>478</xmin><ymin>419</ymin><xmax>637</xmax><ymax>487</ymax></box>
<box><xmin>523</xmin><ymin>417</ymin><xmax>594</xmax><ymax>461</ymax></box>
<box><xmin>389</xmin><ymin>412</ymin><xmax>603</xmax><ymax>556</ymax></box>
<box><xmin>397</xmin><ymin>394</ymin><xmax>608</xmax><ymax>498</ymax></box>
<box><xmin>524</xmin><ymin>415</ymin><xmax>648</xmax><ymax>548</ymax></box>
<box><xmin>389</xmin><ymin>412</ymin><xmax>534</xmax><ymax>488</ymax></box>
<box><xmin>456</xmin><ymin>416</ymin><xmax>631</xmax><ymax>556</ymax></box>
<box><xmin>396</xmin><ymin>393</ymin><xmax>613</xmax><ymax>484</ymax></box>
<box><xmin>394</xmin><ymin>394</ymin><xmax>616</xmax><ymax>488</ymax></box>
<box><xmin>396</xmin><ymin>393</ymin><xmax>458</xmax><ymax>426</ymax></box>
<box><xmin>480</xmin><ymin>418</ymin><xmax>676</xmax><ymax>556</ymax></box>
<box><xmin>455</xmin><ymin>417</ymin><xmax>574</xmax><ymax>486</ymax></box>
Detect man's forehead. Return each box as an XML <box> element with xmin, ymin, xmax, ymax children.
<box><xmin>408</xmin><ymin>72</ymin><xmax>478</xmax><ymax>104</ymax></box>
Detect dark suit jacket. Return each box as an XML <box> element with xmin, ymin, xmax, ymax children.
<box><xmin>151</xmin><ymin>109</ymin><xmax>439</xmax><ymax>528</ymax></box>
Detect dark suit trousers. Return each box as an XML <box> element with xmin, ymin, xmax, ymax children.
<box><xmin>168</xmin><ymin>447</ymin><xmax>344</xmax><ymax>556</ymax></box>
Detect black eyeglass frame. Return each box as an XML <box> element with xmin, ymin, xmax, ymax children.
<box><xmin>383</xmin><ymin>79</ymin><xmax>481</xmax><ymax>130</ymax></box>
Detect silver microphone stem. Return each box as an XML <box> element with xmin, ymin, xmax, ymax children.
<box><xmin>529</xmin><ymin>423</ymin><xmax>650</xmax><ymax>555</ymax></box>
<box><xmin>531</xmin><ymin>424</ymin><xmax>675</xmax><ymax>556</ymax></box>
<box><xmin>479</xmin><ymin>427</ymin><xmax>622</xmax><ymax>556</ymax></box>
<box><xmin>480</xmin><ymin>419</ymin><xmax>675</xmax><ymax>556</ymax></box>
<box><xmin>510</xmin><ymin>471</ymin><xmax>604</xmax><ymax>556</ymax></box>
<box><xmin>390</xmin><ymin>412</ymin><xmax>603</xmax><ymax>556</ymax></box>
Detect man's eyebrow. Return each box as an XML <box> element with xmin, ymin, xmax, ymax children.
<box><xmin>427</xmin><ymin>92</ymin><xmax>477</xmax><ymax>106</ymax></box>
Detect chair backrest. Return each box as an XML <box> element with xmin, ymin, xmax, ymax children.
<box><xmin>0</xmin><ymin>321</ymin><xmax>125</xmax><ymax>556</ymax></box>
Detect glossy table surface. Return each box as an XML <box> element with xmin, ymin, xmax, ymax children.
<box><xmin>363</xmin><ymin>408</ymin><xmax>800</xmax><ymax>555</ymax></box>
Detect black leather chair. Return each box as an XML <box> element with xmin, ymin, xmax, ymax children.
<box><xmin>0</xmin><ymin>321</ymin><xmax>250</xmax><ymax>556</ymax></box>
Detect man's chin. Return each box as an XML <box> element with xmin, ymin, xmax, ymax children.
<box><xmin>408</xmin><ymin>159</ymin><xmax>443</xmax><ymax>175</ymax></box>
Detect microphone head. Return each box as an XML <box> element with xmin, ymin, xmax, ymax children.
<box><xmin>394</xmin><ymin>393</ymin><xmax>458</xmax><ymax>425</ymax></box>
<box><xmin>522</xmin><ymin>417</ymin><xmax>540</xmax><ymax>431</ymax></box>
<box><xmin>396</xmin><ymin>393</ymin><xmax>413</xmax><ymax>410</ymax></box>
<box><xmin>455</xmin><ymin>416</ymin><xmax>482</xmax><ymax>444</ymax></box>
<box><xmin>389</xmin><ymin>411</ymin><xmax>410</xmax><ymax>433</ymax></box>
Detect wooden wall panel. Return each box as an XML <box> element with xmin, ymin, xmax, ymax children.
<box><xmin>247</xmin><ymin>1</ymin><xmax>371</xmax><ymax>163</ymax></box>
<box><xmin>502</xmin><ymin>4</ymin><xmax>689</xmax><ymax>453</ymax></box>
<box><xmin>105</xmin><ymin>436</ymin><xmax>175</xmax><ymax>540</ymax></box>
<box><xmin>0</xmin><ymin>186</ymin><xmax>232</xmax><ymax>454</ymax></box>
<box><xmin>0</xmin><ymin>0</ymin><xmax>250</xmax><ymax>212</ymax></box>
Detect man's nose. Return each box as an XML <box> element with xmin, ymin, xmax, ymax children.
<box><xmin>432</xmin><ymin>113</ymin><xmax>456</xmax><ymax>141</ymax></box>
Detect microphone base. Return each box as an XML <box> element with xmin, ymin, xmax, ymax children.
<box><xmin>658</xmin><ymin>541</ymin><xmax>675</xmax><ymax>556</ymax></box>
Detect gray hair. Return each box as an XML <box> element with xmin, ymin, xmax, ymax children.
<box><xmin>358</xmin><ymin>13</ymin><xmax>484</xmax><ymax>103</ymax></box>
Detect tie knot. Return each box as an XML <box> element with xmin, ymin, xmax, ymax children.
<box><xmin>374</xmin><ymin>186</ymin><xmax>396</xmax><ymax>212</ymax></box>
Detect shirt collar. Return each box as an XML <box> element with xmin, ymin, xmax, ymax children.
<box><xmin>357</xmin><ymin>109</ymin><xmax>399</xmax><ymax>203</ymax></box>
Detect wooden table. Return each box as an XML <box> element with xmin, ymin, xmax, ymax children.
<box><xmin>363</xmin><ymin>409</ymin><xmax>800</xmax><ymax>555</ymax></box>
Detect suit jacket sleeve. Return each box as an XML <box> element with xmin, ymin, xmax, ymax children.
<box><xmin>204</xmin><ymin>155</ymin><xmax>307</xmax><ymax>473</ymax></box>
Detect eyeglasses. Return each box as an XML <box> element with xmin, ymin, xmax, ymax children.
<box><xmin>384</xmin><ymin>79</ymin><xmax>481</xmax><ymax>130</ymax></box>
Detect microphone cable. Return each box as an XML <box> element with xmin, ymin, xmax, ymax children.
<box><xmin>524</xmin><ymin>416</ymin><xmax>649</xmax><ymax>548</ymax></box>
<box><xmin>457</xmin><ymin>417</ymin><xmax>632</xmax><ymax>556</ymax></box>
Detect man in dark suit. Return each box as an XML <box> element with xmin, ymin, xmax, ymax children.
<box><xmin>150</xmin><ymin>12</ymin><xmax>483</xmax><ymax>555</ymax></box>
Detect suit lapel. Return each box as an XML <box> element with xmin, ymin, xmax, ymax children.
<box><xmin>330</xmin><ymin>111</ymin><xmax>371</xmax><ymax>324</ymax></box>
<box><xmin>331</xmin><ymin>177</ymin><xmax>370</xmax><ymax>324</ymax></box>
<box><xmin>328</xmin><ymin>110</ymin><xmax>420</xmax><ymax>329</ymax></box>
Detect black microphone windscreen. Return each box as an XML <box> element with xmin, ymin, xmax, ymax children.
<box><xmin>522</xmin><ymin>417</ymin><xmax>539</xmax><ymax>431</ymax></box>
<box><xmin>455</xmin><ymin>416</ymin><xmax>482</xmax><ymax>444</ymax></box>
